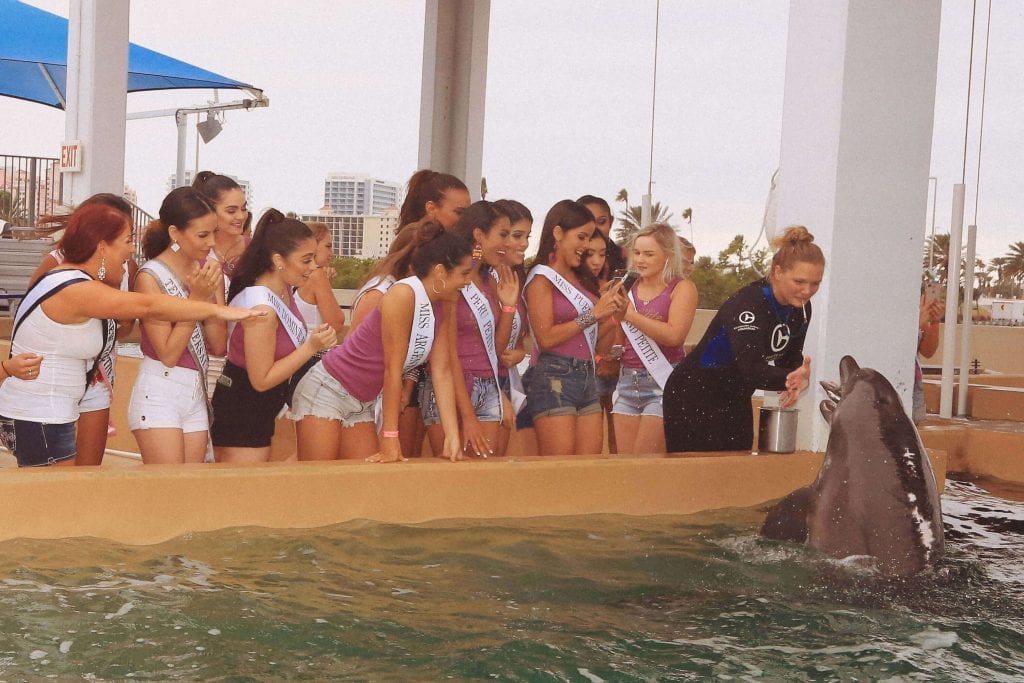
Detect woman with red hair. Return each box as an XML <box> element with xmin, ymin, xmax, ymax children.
<box><xmin>0</xmin><ymin>203</ymin><xmax>262</xmax><ymax>467</ymax></box>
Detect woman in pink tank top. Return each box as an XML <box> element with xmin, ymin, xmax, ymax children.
<box><xmin>130</xmin><ymin>187</ymin><xmax>228</xmax><ymax>464</ymax></box>
<box><xmin>611</xmin><ymin>223</ymin><xmax>698</xmax><ymax>454</ymax></box>
<box><xmin>523</xmin><ymin>200</ymin><xmax>627</xmax><ymax>456</ymax></box>
<box><xmin>291</xmin><ymin>225</ymin><xmax>474</xmax><ymax>463</ymax></box>
<box><xmin>419</xmin><ymin>201</ymin><xmax>517</xmax><ymax>459</ymax></box>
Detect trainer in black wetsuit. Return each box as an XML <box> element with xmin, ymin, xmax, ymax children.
<box><xmin>663</xmin><ymin>278</ymin><xmax>810</xmax><ymax>452</ymax></box>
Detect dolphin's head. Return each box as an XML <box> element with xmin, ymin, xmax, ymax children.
<box><xmin>819</xmin><ymin>355</ymin><xmax>904</xmax><ymax>425</ymax></box>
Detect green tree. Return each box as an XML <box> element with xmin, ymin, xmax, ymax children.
<box><xmin>613</xmin><ymin>188</ymin><xmax>688</xmax><ymax>243</ymax></box>
<box><xmin>329</xmin><ymin>256</ymin><xmax>376</xmax><ymax>289</ymax></box>
<box><xmin>0</xmin><ymin>190</ymin><xmax>28</xmax><ymax>225</ymax></box>
<box><xmin>1002</xmin><ymin>241</ymin><xmax>1024</xmax><ymax>297</ymax></box>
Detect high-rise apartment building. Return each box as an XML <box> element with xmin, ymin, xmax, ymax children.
<box><xmin>323</xmin><ymin>173</ymin><xmax>402</xmax><ymax>216</ymax></box>
<box><xmin>299</xmin><ymin>207</ymin><xmax>399</xmax><ymax>259</ymax></box>
<box><xmin>167</xmin><ymin>171</ymin><xmax>254</xmax><ymax>208</ymax></box>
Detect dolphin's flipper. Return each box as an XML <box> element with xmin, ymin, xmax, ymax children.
<box><xmin>760</xmin><ymin>486</ymin><xmax>815</xmax><ymax>542</ymax></box>
<box><xmin>820</xmin><ymin>399</ymin><xmax>836</xmax><ymax>424</ymax></box>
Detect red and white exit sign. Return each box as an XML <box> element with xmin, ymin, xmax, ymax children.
<box><xmin>59</xmin><ymin>141</ymin><xmax>82</xmax><ymax>172</ymax></box>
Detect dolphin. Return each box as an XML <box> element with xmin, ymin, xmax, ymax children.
<box><xmin>760</xmin><ymin>355</ymin><xmax>944</xmax><ymax>576</ymax></box>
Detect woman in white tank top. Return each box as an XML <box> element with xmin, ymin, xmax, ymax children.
<box><xmin>295</xmin><ymin>221</ymin><xmax>345</xmax><ymax>338</ymax></box>
<box><xmin>0</xmin><ymin>203</ymin><xmax>264</xmax><ymax>468</ymax></box>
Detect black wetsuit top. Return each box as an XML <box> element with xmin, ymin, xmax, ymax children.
<box><xmin>663</xmin><ymin>278</ymin><xmax>810</xmax><ymax>452</ymax></box>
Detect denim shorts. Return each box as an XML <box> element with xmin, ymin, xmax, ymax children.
<box><xmin>611</xmin><ymin>366</ymin><xmax>665</xmax><ymax>417</ymax></box>
<box><xmin>525</xmin><ymin>352</ymin><xmax>600</xmax><ymax>419</ymax></box>
<box><xmin>0</xmin><ymin>416</ymin><xmax>77</xmax><ymax>467</ymax></box>
<box><xmin>288</xmin><ymin>361</ymin><xmax>375</xmax><ymax>428</ymax></box>
<box><xmin>421</xmin><ymin>374</ymin><xmax>502</xmax><ymax>425</ymax></box>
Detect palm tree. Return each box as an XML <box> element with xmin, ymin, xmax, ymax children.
<box><xmin>0</xmin><ymin>190</ymin><xmax>28</xmax><ymax>225</ymax></box>
<box><xmin>922</xmin><ymin>233</ymin><xmax>962</xmax><ymax>285</ymax></box>
<box><xmin>613</xmin><ymin>188</ymin><xmax>676</xmax><ymax>242</ymax></box>
<box><xmin>1004</xmin><ymin>242</ymin><xmax>1024</xmax><ymax>297</ymax></box>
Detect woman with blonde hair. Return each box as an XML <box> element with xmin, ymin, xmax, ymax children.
<box><xmin>663</xmin><ymin>226</ymin><xmax>824</xmax><ymax>452</ymax></box>
<box><xmin>612</xmin><ymin>222</ymin><xmax>698</xmax><ymax>454</ymax></box>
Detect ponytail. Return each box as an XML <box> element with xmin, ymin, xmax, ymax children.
<box><xmin>228</xmin><ymin>209</ymin><xmax>313</xmax><ymax>301</ymax></box>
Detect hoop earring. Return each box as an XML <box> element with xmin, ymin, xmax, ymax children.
<box><xmin>431</xmin><ymin>277</ymin><xmax>447</xmax><ymax>295</ymax></box>
<box><xmin>97</xmin><ymin>255</ymin><xmax>107</xmax><ymax>281</ymax></box>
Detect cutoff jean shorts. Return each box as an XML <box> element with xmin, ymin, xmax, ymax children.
<box><xmin>524</xmin><ymin>352</ymin><xmax>600</xmax><ymax>419</ymax></box>
<box><xmin>420</xmin><ymin>374</ymin><xmax>502</xmax><ymax>425</ymax></box>
<box><xmin>0</xmin><ymin>417</ymin><xmax>76</xmax><ymax>467</ymax></box>
<box><xmin>288</xmin><ymin>361</ymin><xmax>376</xmax><ymax>428</ymax></box>
<box><xmin>611</xmin><ymin>366</ymin><xmax>666</xmax><ymax>418</ymax></box>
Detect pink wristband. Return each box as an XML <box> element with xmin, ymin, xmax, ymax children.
<box><xmin>501</xmin><ymin>304</ymin><xmax>516</xmax><ymax>314</ymax></box>
<box><xmin>380</xmin><ymin>430</ymin><xmax>400</xmax><ymax>439</ymax></box>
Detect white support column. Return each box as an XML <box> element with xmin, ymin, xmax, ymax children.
<box><xmin>776</xmin><ymin>1</ymin><xmax>941</xmax><ymax>451</ymax></box>
<box><xmin>418</xmin><ymin>0</ymin><xmax>490</xmax><ymax>200</ymax></box>
<box><xmin>63</xmin><ymin>0</ymin><xmax>130</xmax><ymax>206</ymax></box>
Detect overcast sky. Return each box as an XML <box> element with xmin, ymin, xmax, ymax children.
<box><xmin>3</xmin><ymin>1</ymin><xmax>1021</xmax><ymax>263</ymax></box>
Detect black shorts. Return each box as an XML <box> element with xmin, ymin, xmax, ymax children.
<box><xmin>210</xmin><ymin>361</ymin><xmax>288</xmax><ymax>448</ymax></box>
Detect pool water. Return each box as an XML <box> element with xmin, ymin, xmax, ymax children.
<box><xmin>0</xmin><ymin>478</ymin><xmax>1021</xmax><ymax>680</ymax></box>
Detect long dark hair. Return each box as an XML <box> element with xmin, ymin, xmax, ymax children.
<box><xmin>227</xmin><ymin>209</ymin><xmax>313</xmax><ymax>301</ymax></box>
<box><xmin>141</xmin><ymin>187</ymin><xmax>214</xmax><ymax>260</ymax></box>
<box><xmin>192</xmin><ymin>170</ymin><xmax>242</xmax><ymax>205</ymax></box>
<box><xmin>399</xmin><ymin>169</ymin><xmax>467</xmax><ymax>228</ymax></box>
<box><xmin>409</xmin><ymin>221</ymin><xmax>472</xmax><ymax>277</ymax></box>
<box><xmin>529</xmin><ymin>199</ymin><xmax>594</xmax><ymax>274</ymax></box>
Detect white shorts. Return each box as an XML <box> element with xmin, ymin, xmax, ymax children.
<box><xmin>78</xmin><ymin>380</ymin><xmax>113</xmax><ymax>413</ymax></box>
<box><xmin>128</xmin><ymin>357</ymin><xmax>209</xmax><ymax>433</ymax></box>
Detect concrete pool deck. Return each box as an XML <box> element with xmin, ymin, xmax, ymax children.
<box><xmin>5</xmin><ymin>338</ymin><xmax>1024</xmax><ymax>546</ymax></box>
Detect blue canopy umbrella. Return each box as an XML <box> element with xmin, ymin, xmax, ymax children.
<box><xmin>0</xmin><ymin>0</ymin><xmax>261</xmax><ymax>109</ymax></box>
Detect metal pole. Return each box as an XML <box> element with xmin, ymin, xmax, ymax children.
<box><xmin>27</xmin><ymin>157</ymin><xmax>38</xmax><ymax>225</ymax></box>
<box><xmin>927</xmin><ymin>176</ymin><xmax>937</xmax><ymax>273</ymax></box>
<box><xmin>957</xmin><ymin>224</ymin><xmax>977</xmax><ymax>416</ymax></box>
<box><xmin>175</xmin><ymin>111</ymin><xmax>187</xmax><ymax>189</ymax></box>
<box><xmin>939</xmin><ymin>184</ymin><xmax>965</xmax><ymax>418</ymax></box>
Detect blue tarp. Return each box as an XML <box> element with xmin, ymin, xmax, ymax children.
<box><xmin>0</xmin><ymin>0</ymin><xmax>258</xmax><ymax>109</ymax></box>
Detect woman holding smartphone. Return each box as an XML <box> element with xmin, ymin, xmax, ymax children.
<box><xmin>523</xmin><ymin>199</ymin><xmax>626</xmax><ymax>455</ymax></box>
<box><xmin>612</xmin><ymin>222</ymin><xmax>698</xmax><ymax>454</ymax></box>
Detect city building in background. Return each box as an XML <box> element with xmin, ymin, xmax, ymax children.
<box><xmin>167</xmin><ymin>171</ymin><xmax>254</xmax><ymax>208</ymax></box>
<box><xmin>299</xmin><ymin>207</ymin><xmax>398</xmax><ymax>259</ymax></box>
<box><xmin>323</xmin><ymin>173</ymin><xmax>402</xmax><ymax>216</ymax></box>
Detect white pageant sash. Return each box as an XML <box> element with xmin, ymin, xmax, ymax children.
<box><xmin>229</xmin><ymin>286</ymin><xmax>308</xmax><ymax>350</ymax></box>
<box><xmin>140</xmin><ymin>260</ymin><xmax>210</xmax><ymax>375</ymax></box>
<box><xmin>461</xmin><ymin>281</ymin><xmax>503</xmax><ymax>420</ymax></box>
<box><xmin>395</xmin><ymin>276</ymin><xmax>436</xmax><ymax>372</ymax></box>
<box><xmin>353</xmin><ymin>274</ymin><xmax>396</xmax><ymax>312</ymax></box>
<box><xmin>524</xmin><ymin>265</ymin><xmax>597</xmax><ymax>358</ymax></box>
<box><xmin>621</xmin><ymin>289</ymin><xmax>675</xmax><ymax>389</ymax></box>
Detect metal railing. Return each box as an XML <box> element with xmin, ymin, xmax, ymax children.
<box><xmin>2</xmin><ymin>152</ymin><xmax>155</xmax><ymax>260</ymax></box>
<box><xmin>0</xmin><ymin>154</ymin><xmax>63</xmax><ymax>227</ymax></box>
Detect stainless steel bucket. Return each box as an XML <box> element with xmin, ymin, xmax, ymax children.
<box><xmin>758</xmin><ymin>406</ymin><xmax>798</xmax><ymax>453</ymax></box>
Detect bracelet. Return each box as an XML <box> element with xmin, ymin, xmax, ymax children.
<box><xmin>501</xmin><ymin>304</ymin><xmax>516</xmax><ymax>314</ymax></box>
<box><xmin>574</xmin><ymin>310</ymin><xmax>598</xmax><ymax>330</ymax></box>
<box><xmin>380</xmin><ymin>430</ymin><xmax>400</xmax><ymax>439</ymax></box>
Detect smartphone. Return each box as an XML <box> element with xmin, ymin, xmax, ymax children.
<box><xmin>612</xmin><ymin>269</ymin><xmax>641</xmax><ymax>292</ymax></box>
<box><xmin>923</xmin><ymin>281</ymin><xmax>942</xmax><ymax>306</ymax></box>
